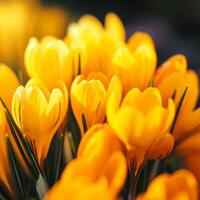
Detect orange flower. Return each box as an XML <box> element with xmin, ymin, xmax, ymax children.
<box><xmin>0</xmin><ymin>63</ymin><xmax>20</xmax><ymax>110</ymax></box>
<box><xmin>70</xmin><ymin>72</ymin><xmax>122</xmax><ymax>135</ymax></box>
<box><xmin>0</xmin><ymin>103</ymin><xmax>11</xmax><ymax>192</ymax></box>
<box><xmin>185</xmin><ymin>154</ymin><xmax>200</xmax><ymax>185</ymax></box>
<box><xmin>0</xmin><ymin>63</ymin><xmax>19</xmax><ymax>193</ymax></box>
<box><xmin>154</xmin><ymin>54</ymin><xmax>200</xmax><ymax>142</ymax></box>
<box><xmin>44</xmin><ymin>124</ymin><xmax>127</xmax><ymax>200</ymax></box>
<box><xmin>107</xmin><ymin>32</ymin><xmax>157</xmax><ymax>94</ymax></box>
<box><xmin>107</xmin><ymin>87</ymin><xmax>175</xmax><ymax>165</ymax></box>
<box><xmin>136</xmin><ymin>170</ymin><xmax>199</xmax><ymax>200</ymax></box>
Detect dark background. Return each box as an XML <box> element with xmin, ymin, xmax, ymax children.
<box><xmin>43</xmin><ymin>0</ymin><xmax>200</xmax><ymax>73</ymax></box>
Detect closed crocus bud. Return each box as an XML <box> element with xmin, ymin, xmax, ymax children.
<box><xmin>65</xmin><ymin>15</ymin><xmax>103</xmax><ymax>76</ymax></box>
<box><xmin>44</xmin><ymin>124</ymin><xmax>127</xmax><ymax>200</ymax></box>
<box><xmin>70</xmin><ymin>72</ymin><xmax>122</xmax><ymax>135</ymax></box>
<box><xmin>136</xmin><ymin>170</ymin><xmax>199</xmax><ymax>200</ymax></box>
<box><xmin>0</xmin><ymin>63</ymin><xmax>20</xmax><ymax>110</ymax></box>
<box><xmin>25</xmin><ymin>36</ymin><xmax>77</xmax><ymax>90</ymax></box>
<box><xmin>154</xmin><ymin>55</ymin><xmax>200</xmax><ymax>141</ymax></box>
<box><xmin>107</xmin><ymin>87</ymin><xmax>175</xmax><ymax>165</ymax></box>
<box><xmin>107</xmin><ymin>32</ymin><xmax>157</xmax><ymax>95</ymax></box>
<box><xmin>12</xmin><ymin>78</ymin><xmax>68</xmax><ymax>167</ymax></box>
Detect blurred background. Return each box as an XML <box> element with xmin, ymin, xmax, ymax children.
<box><xmin>1</xmin><ymin>0</ymin><xmax>200</xmax><ymax>73</ymax></box>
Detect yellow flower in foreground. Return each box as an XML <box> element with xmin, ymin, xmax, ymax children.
<box><xmin>107</xmin><ymin>87</ymin><xmax>175</xmax><ymax>165</ymax></box>
<box><xmin>0</xmin><ymin>103</ymin><xmax>11</xmax><ymax>192</ymax></box>
<box><xmin>136</xmin><ymin>170</ymin><xmax>199</xmax><ymax>200</ymax></box>
<box><xmin>70</xmin><ymin>72</ymin><xmax>122</xmax><ymax>135</ymax></box>
<box><xmin>12</xmin><ymin>78</ymin><xmax>68</xmax><ymax>167</ymax></box>
<box><xmin>44</xmin><ymin>124</ymin><xmax>127</xmax><ymax>200</ymax></box>
<box><xmin>25</xmin><ymin>36</ymin><xmax>78</xmax><ymax>90</ymax></box>
<box><xmin>0</xmin><ymin>63</ymin><xmax>20</xmax><ymax>110</ymax></box>
<box><xmin>154</xmin><ymin>54</ymin><xmax>200</xmax><ymax>142</ymax></box>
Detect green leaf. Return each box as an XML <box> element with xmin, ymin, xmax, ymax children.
<box><xmin>66</xmin><ymin>104</ymin><xmax>81</xmax><ymax>154</ymax></box>
<box><xmin>53</xmin><ymin>133</ymin><xmax>64</xmax><ymax>183</ymax></box>
<box><xmin>6</xmin><ymin>136</ymin><xmax>27</xmax><ymax>200</ymax></box>
<box><xmin>81</xmin><ymin>113</ymin><xmax>87</xmax><ymax>133</ymax></box>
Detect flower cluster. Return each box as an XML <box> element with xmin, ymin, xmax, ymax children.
<box><xmin>0</xmin><ymin>12</ymin><xmax>199</xmax><ymax>200</ymax></box>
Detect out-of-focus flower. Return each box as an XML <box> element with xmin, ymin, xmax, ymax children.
<box><xmin>107</xmin><ymin>32</ymin><xmax>157</xmax><ymax>94</ymax></box>
<box><xmin>185</xmin><ymin>154</ymin><xmax>200</xmax><ymax>185</ymax></box>
<box><xmin>0</xmin><ymin>0</ymin><xmax>69</xmax><ymax>69</ymax></box>
<box><xmin>154</xmin><ymin>55</ymin><xmax>200</xmax><ymax>141</ymax></box>
<box><xmin>65</xmin><ymin>13</ymin><xmax>157</xmax><ymax>95</ymax></box>
<box><xmin>65</xmin><ymin>13</ymin><xmax>125</xmax><ymax>76</ymax></box>
<box><xmin>107</xmin><ymin>87</ymin><xmax>175</xmax><ymax>165</ymax></box>
<box><xmin>33</xmin><ymin>5</ymin><xmax>69</xmax><ymax>39</ymax></box>
<box><xmin>12</xmin><ymin>78</ymin><xmax>68</xmax><ymax>167</ymax></box>
<box><xmin>0</xmin><ymin>63</ymin><xmax>20</xmax><ymax>110</ymax></box>
<box><xmin>44</xmin><ymin>124</ymin><xmax>127</xmax><ymax>200</ymax></box>
<box><xmin>25</xmin><ymin>36</ymin><xmax>77</xmax><ymax>90</ymax></box>
<box><xmin>70</xmin><ymin>72</ymin><xmax>122</xmax><ymax>135</ymax></box>
<box><xmin>0</xmin><ymin>63</ymin><xmax>20</xmax><ymax>193</ymax></box>
<box><xmin>136</xmin><ymin>170</ymin><xmax>199</xmax><ymax>200</ymax></box>
<box><xmin>0</xmin><ymin>103</ymin><xmax>11</xmax><ymax>192</ymax></box>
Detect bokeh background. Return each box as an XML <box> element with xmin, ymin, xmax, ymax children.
<box><xmin>1</xmin><ymin>0</ymin><xmax>200</xmax><ymax>73</ymax></box>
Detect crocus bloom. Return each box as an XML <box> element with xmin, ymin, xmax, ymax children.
<box><xmin>136</xmin><ymin>170</ymin><xmax>199</xmax><ymax>200</ymax></box>
<box><xmin>44</xmin><ymin>124</ymin><xmax>127</xmax><ymax>200</ymax></box>
<box><xmin>154</xmin><ymin>55</ymin><xmax>200</xmax><ymax>142</ymax></box>
<box><xmin>12</xmin><ymin>78</ymin><xmax>68</xmax><ymax>167</ymax></box>
<box><xmin>65</xmin><ymin>12</ymin><xmax>125</xmax><ymax>76</ymax></box>
<box><xmin>107</xmin><ymin>32</ymin><xmax>157</xmax><ymax>94</ymax></box>
<box><xmin>70</xmin><ymin>72</ymin><xmax>122</xmax><ymax>135</ymax></box>
<box><xmin>0</xmin><ymin>63</ymin><xmax>20</xmax><ymax>110</ymax></box>
<box><xmin>107</xmin><ymin>87</ymin><xmax>175</xmax><ymax>165</ymax></box>
<box><xmin>65</xmin><ymin>13</ymin><xmax>157</xmax><ymax>95</ymax></box>
<box><xmin>25</xmin><ymin>36</ymin><xmax>78</xmax><ymax>90</ymax></box>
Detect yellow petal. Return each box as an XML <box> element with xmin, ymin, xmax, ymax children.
<box><xmin>105</xmin><ymin>12</ymin><xmax>125</xmax><ymax>41</ymax></box>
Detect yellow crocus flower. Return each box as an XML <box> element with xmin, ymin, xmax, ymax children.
<box><xmin>70</xmin><ymin>72</ymin><xmax>122</xmax><ymax>135</ymax></box>
<box><xmin>136</xmin><ymin>170</ymin><xmax>199</xmax><ymax>200</ymax></box>
<box><xmin>107</xmin><ymin>32</ymin><xmax>157</xmax><ymax>94</ymax></box>
<box><xmin>0</xmin><ymin>63</ymin><xmax>20</xmax><ymax>110</ymax></box>
<box><xmin>44</xmin><ymin>124</ymin><xmax>127</xmax><ymax>200</ymax></box>
<box><xmin>65</xmin><ymin>12</ymin><xmax>125</xmax><ymax>76</ymax></box>
<box><xmin>107</xmin><ymin>87</ymin><xmax>175</xmax><ymax>165</ymax></box>
<box><xmin>12</xmin><ymin>78</ymin><xmax>68</xmax><ymax>167</ymax></box>
<box><xmin>25</xmin><ymin>36</ymin><xmax>77</xmax><ymax>90</ymax></box>
<box><xmin>154</xmin><ymin>55</ymin><xmax>200</xmax><ymax>142</ymax></box>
